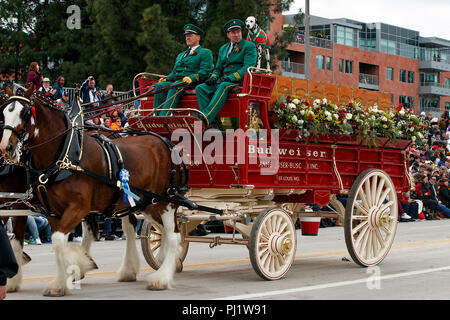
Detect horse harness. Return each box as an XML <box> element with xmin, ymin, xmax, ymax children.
<box><xmin>11</xmin><ymin>93</ymin><xmax>222</xmax><ymax>218</ymax></box>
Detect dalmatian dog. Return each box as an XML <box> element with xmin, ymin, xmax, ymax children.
<box><xmin>245</xmin><ymin>16</ymin><xmax>271</xmax><ymax>71</ymax></box>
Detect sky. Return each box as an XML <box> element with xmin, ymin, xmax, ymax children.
<box><xmin>286</xmin><ymin>0</ymin><xmax>450</xmax><ymax>40</ymax></box>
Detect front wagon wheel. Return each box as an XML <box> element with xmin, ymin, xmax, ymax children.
<box><xmin>344</xmin><ymin>169</ymin><xmax>398</xmax><ymax>267</ymax></box>
<box><xmin>249</xmin><ymin>208</ymin><xmax>297</xmax><ymax>280</ymax></box>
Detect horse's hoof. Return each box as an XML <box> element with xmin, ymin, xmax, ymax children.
<box><xmin>176</xmin><ymin>259</ymin><xmax>183</xmax><ymax>273</ymax></box>
<box><xmin>118</xmin><ymin>274</ymin><xmax>137</xmax><ymax>282</ymax></box>
<box><xmin>7</xmin><ymin>286</ymin><xmax>18</xmax><ymax>293</ymax></box>
<box><xmin>43</xmin><ymin>288</ymin><xmax>65</xmax><ymax>297</ymax></box>
<box><xmin>146</xmin><ymin>282</ymin><xmax>168</xmax><ymax>291</ymax></box>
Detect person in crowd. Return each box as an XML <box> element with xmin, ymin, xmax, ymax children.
<box><xmin>413</xmin><ymin>173</ymin><xmax>438</xmax><ymax>220</ymax></box>
<box><xmin>103</xmin><ymin>117</ymin><xmax>112</xmax><ymax>129</ymax></box>
<box><xmin>26</xmin><ymin>62</ymin><xmax>42</xmax><ymax>91</ymax></box>
<box><xmin>438</xmin><ymin>178</ymin><xmax>450</xmax><ymax>210</ymax></box>
<box><xmin>52</xmin><ymin>76</ymin><xmax>69</xmax><ymax>102</ymax></box>
<box><xmin>0</xmin><ymin>221</ymin><xmax>18</xmax><ymax>300</ymax></box>
<box><xmin>26</xmin><ymin>216</ymin><xmax>52</xmax><ymax>244</ymax></box>
<box><xmin>110</xmin><ymin>117</ymin><xmax>122</xmax><ymax>131</ymax></box>
<box><xmin>104</xmin><ymin>84</ymin><xmax>117</xmax><ymax>104</ymax></box>
<box><xmin>196</xmin><ymin>19</ymin><xmax>257</xmax><ymax>125</ymax></box>
<box><xmin>154</xmin><ymin>24</ymin><xmax>213</xmax><ymax>116</ymax></box>
<box><xmin>80</xmin><ymin>76</ymin><xmax>104</xmax><ymax>107</ymax></box>
<box><xmin>116</xmin><ymin>105</ymin><xmax>128</xmax><ymax>127</ymax></box>
<box><xmin>428</xmin><ymin>176</ymin><xmax>450</xmax><ymax>218</ymax></box>
<box><xmin>38</xmin><ymin>77</ymin><xmax>55</xmax><ymax>96</ymax></box>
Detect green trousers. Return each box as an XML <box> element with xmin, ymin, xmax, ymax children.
<box><xmin>195</xmin><ymin>81</ymin><xmax>239</xmax><ymax>124</ymax></box>
<box><xmin>153</xmin><ymin>80</ymin><xmax>184</xmax><ymax>116</ymax></box>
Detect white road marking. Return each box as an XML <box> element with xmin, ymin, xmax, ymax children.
<box><xmin>212</xmin><ymin>265</ymin><xmax>450</xmax><ymax>300</ymax></box>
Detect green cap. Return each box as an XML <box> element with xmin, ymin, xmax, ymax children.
<box><xmin>184</xmin><ymin>24</ymin><xmax>204</xmax><ymax>36</ymax></box>
<box><xmin>223</xmin><ymin>19</ymin><xmax>244</xmax><ymax>33</ymax></box>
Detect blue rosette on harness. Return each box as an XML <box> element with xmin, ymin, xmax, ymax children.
<box><xmin>119</xmin><ymin>169</ymin><xmax>140</xmax><ymax>207</ymax></box>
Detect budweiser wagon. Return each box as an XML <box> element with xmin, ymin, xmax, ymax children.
<box><xmin>128</xmin><ymin>67</ymin><xmax>415</xmax><ymax>280</ymax></box>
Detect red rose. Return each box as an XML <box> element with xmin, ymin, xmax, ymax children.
<box><xmin>192</xmin><ymin>50</ymin><xmax>198</xmax><ymax>55</ymax></box>
<box><xmin>236</xmin><ymin>46</ymin><xmax>242</xmax><ymax>52</ymax></box>
<box><xmin>396</xmin><ymin>104</ymin><xmax>403</xmax><ymax>111</ymax></box>
<box><xmin>308</xmin><ymin>115</ymin><xmax>314</xmax><ymax>121</ymax></box>
<box><xmin>280</xmin><ymin>103</ymin><xmax>286</xmax><ymax>109</ymax></box>
<box><xmin>348</xmin><ymin>102</ymin><xmax>353</xmax><ymax>107</ymax></box>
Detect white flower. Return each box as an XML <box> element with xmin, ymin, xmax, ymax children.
<box><xmin>287</xmin><ymin>103</ymin><xmax>296</xmax><ymax>111</ymax></box>
<box><xmin>418</xmin><ymin>133</ymin><xmax>423</xmax><ymax>139</ymax></box>
<box><xmin>298</xmin><ymin>119</ymin><xmax>304</xmax><ymax>126</ymax></box>
<box><xmin>399</xmin><ymin>110</ymin><xmax>405</xmax><ymax>116</ymax></box>
<box><xmin>322</xmin><ymin>98</ymin><xmax>327</xmax><ymax>104</ymax></box>
<box><xmin>314</xmin><ymin>99</ymin><xmax>321</xmax><ymax>105</ymax></box>
<box><xmin>292</xmin><ymin>98</ymin><xmax>300</xmax><ymax>105</ymax></box>
<box><xmin>333</xmin><ymin>114</ymin><xmax>339</xmax><ymax>119</ymax></box>
<box><xmin>381</xmin><ymin>116</ymin><xmax>388</xmax><ymax>122</ymax></box>
<box><xmin>411</xmin><ymin>136</ymin><xmax>417</xmax><ymax>141</ymax></box>
<box><xmin>346</xmin><ymin>113</ymin><xmax>352</xmax><ymax>120</ymax></box>
<box><xmin>291</xmin><ymin>115</ymin><xmax>298</xmax><ymax>122</ymax></box>
<box><xmin>324</xmin><ymin>111</ymin><xmax>331</xmax><ymax>117</ymax></box>
<box><xmin>309</xmin><ymin>110</ymin><xmax>314</xmax><ymax>115</ymax></box>
<box><xmin>300</xmin><ymin>110</ymin><xmax>305</xmax><ymax>115</ymax></box>
<box><xmin>409</xmin><ymin>127</ymin><xmax>414</xmax><ymax>132</ymax></box>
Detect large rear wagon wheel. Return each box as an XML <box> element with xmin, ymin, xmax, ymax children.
<box><xmin>249</xmin><ymin>208</ymin><xmax>297</xmax><ymax>280</ymax></box>
<box><xmin>140</xmin><ymin>220</ymin><xmax>189</xmax><ymax>272</ymax></box>
<box><xmin>344</xmin><ymin>169</ymin><xmax>398</xmax><ymax>267</ymax></box>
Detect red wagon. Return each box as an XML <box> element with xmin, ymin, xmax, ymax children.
<box><xmin>128</xmin><ymin>68</ymin><xmax>413</xmax><ymax>280</ymax></box>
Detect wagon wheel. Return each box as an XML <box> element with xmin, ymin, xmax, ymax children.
<box><xmin>249</xmin><ymin>207</ymin><xmax>297</xmax><ymax>280</ymax></box>
<box><xmin>344</xmin><ymin>169</ymin><xmax>398</xmax><ymax>267</ymax></box>
<box><xmin>140</xmin><ymin>220</ymin><xmax>189</xmax><ymax>273</ymax></box>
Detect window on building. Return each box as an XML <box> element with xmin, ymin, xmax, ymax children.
<box><xmin>408</xmin><ymin>71</ymin><xmax>414</xmax><ymax>84</ymax></box>
<box><xmin>316</xmin><ymin>55</ymin><xmax>324</xmax><ymax>70</ymax></box>
<box><xmin>339</xmin><ymin>58</ymin><xmax>344</xmax><ymax>72</ymax></box>
<box><xmin>345</xmin><ymin>60</ymin><xmax>353</xmax><ymax>74</ymax></box>
<box><xmin>386</xmin><ymin>67</ymin><xmax>393</xmax><ymax>81</ymax></box>
<box><xmin>445</xmin><ymin>78</ymin><xmax>450</xmax><ymax>88</ymax></box>
<box><xmin>446</xmin><ymin>102</ymin><xmax>450</xmax><ymax>111</ymax></box>
<box><xmin>399</xmin><ymin>96</ymin><xmax>414</xmax><ymax>108</ymax></box>
<box><xmin>399</xmin><ymin>69</ymin><xmax>406</xmax><ymax>82</ymax></box>
<box><xmin>326</xmin><ymin>56</ymin><xmax>331</xmax><ymax>70</ymax></box>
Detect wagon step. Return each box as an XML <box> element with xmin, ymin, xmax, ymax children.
<box><xmin>297</xmin><ymin>211</ymin><xmax>339</xmax><ymax>218</ymax></box>
<box><xmin>0</xmin><ymin>192</ymin><xmax>31</xmax><ymax>199</ymax></box>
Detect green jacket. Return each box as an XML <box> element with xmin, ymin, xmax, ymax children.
<box><xmin>211</xmin><ymin>39</ymin><xmax>257</xmax><ymax>83</ymax></box>
<box><xmin>167</xmin><ymin>46</ymin><xmax>213</xmax><ymax>82</ymax></box>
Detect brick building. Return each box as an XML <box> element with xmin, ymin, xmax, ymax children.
<box><xmin>268</xmin><ymin>12</ymin><xmax>450</xmax><ymax>115</ymax></box>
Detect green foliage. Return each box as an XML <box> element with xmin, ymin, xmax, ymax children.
<box><xmin>0</xmin><ymin>0</ymin><xmax>299</xmax><ymax>91</ymax></box>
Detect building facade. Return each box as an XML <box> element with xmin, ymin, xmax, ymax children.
<box><xmin>269</xmin><ymin>12</ymin><xmax>450</xmax><ymax>115</ymax></box>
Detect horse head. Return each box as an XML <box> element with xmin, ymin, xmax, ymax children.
<box><xmin>0</xmin><ymin>85</ymin><xmax>35</xmax><ymax>162</ymax></box>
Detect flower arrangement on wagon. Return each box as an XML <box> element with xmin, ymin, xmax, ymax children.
<box><xmin>272</xmin><ymin>95</ymin><xmax>427</xmax><ymax>145</ymax></box>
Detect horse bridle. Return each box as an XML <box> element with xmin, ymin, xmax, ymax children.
<box><xmin>2</xmin><ymin>95</ymin><xmax>34</xmax><ymax>146</ymax></box>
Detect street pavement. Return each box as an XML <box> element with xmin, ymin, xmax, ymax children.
<box><xmin>4</xmin><ymin>219</ymin><xmax>450</xmax><ymax>301</ymax></box>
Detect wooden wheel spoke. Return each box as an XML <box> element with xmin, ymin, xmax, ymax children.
<box><xmin>358</xmin><ymin>188</ymin><xmax>370</xmax><ymax>211</ymax></box>
<box><xmin>371</xmin><ymin>176</ymin><xmax>378</xmax><ymax>207</ymax></box>
<box><xmin>151</xmin><ymin>242</ymin><xmax>161</xmax><ymax>252</ymax></box>
<box><xmin>354</xmin><ymin>202</ymin><xmax>369</xmax><ymax>215</ymax></box>
<box><xmin>364</xmin><ymin>179</ymin><xmax>373</xmax><ymax>207</ymax></box>
<box><xmin>378</xmin><ymin>200</ymin><xmax>394</xmax><ymax>215</ymax></box>
<box><xmin>354</xmin><ymin>223</ymin><xmax>369</xmax><ymax>248</ymax></box>
<box><xmin>375</xmin><ymin>178</ymin><xmax>386</xmax><ymax>206</ymax></box>
<box><xmin>374</xmin><ymin>228</ymin><xmax>386</xmax><ymax>250</ymax></box>
<box><xmin>352</xmin><ymin>221</ymin><xmax>368</xmax><ymax>236</ymax></box>
<box><xmin>376</xmin><ymin>188</ymin><xmax>391</xmax><ymax>208</ymax></box>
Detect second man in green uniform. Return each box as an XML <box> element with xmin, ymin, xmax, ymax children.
<box><xmin>195</xmin><ymin>19</ymin><xmax>257</xmax><ymax>125</ymax></box>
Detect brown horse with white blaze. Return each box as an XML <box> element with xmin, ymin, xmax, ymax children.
<box><xmin>0</xmin><ymin>86</ymin><xmax>182</xmax><ymax>296</ymax></box>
